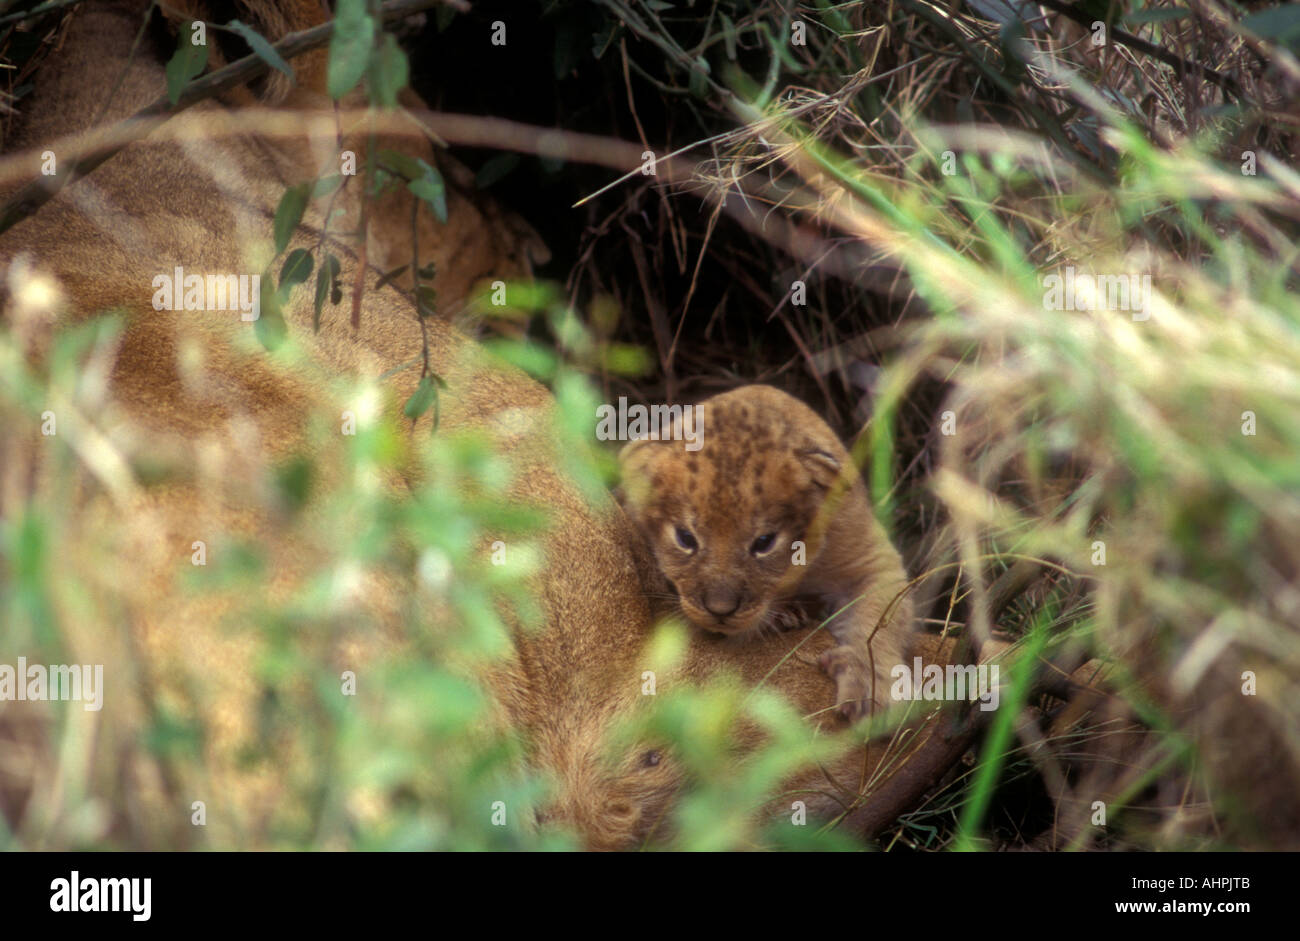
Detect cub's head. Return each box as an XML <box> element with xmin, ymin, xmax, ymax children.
<box><xmin>617</xmin><ymin>386</ymin><xmax>846</xmax><ymax>636</ymax></box>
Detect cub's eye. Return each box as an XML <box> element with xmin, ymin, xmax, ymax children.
<box><xmin>641</xmin><ymin>749</ymin><xmax>662</xmax><ymax>768</ymax></box>
<box><xmin>674</xmin><ymin>526</ymin><xmax>698</xmax><ymax>552</ymax></box>
<box><xmin>750</xmin><ymin>532</ymin><xmax>777</xmax><ymax>555</ymax></box>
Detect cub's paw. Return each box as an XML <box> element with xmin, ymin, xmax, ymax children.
<box><xmin>766</xmin><ymin>603</ymin><xmax>807</xmax><ymax>633</ymax></box>
<box><xmin>818</xmin><ymin>645</ymin><xmax>870</xmax><ymax>721</ymax></box>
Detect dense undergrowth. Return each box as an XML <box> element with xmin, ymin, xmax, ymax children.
<box><xmin>2</xmin><ymin>0</ymin><xmax>1299</xmax><ymax>849</ymax></box>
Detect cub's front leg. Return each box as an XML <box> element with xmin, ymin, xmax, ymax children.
<box><xmin>816</xmin><ymin>578</ymin><xmax>912</xmax><ymax>721</ymax></box>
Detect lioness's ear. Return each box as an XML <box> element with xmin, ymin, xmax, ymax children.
<box><xmin>795</xmin><ymin>445</ymin><xmax>841</xmax><ymax>489</ymax></box>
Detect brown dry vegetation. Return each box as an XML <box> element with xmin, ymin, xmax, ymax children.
<box><xmin>1</xmin><ymin>0</ymin><xmax>1299</xmax><ymax>850</ymax></box>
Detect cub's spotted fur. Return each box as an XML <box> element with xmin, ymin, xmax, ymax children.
<box><xmin>619</xmin><ymin>384</ymin><xmax>913</xmax><ymax>719</ymax></box>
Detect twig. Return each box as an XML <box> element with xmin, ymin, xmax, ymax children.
<box><xmin>1034</xmin><ymin>0</ymin><xmax>1245</xmax><ymax>100</ymax></box>
<box><xmin>897</xmin><ymin>0</ymin><xmax>1114</xmax><ymax>185</ymax></box>
<box><xmin>0</xmin><ymin>0</ymin><xmax>456</xmax><ymax>235</ymax></box>
<box><xmin>0</xmin><ymin>0</ymin><xmax>85</xmax><ymax>27</ymax></box>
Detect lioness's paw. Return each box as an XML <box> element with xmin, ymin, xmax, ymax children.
<box><xmin>818</xmin><ymin>645</ymin><xmax>870</xmax><ymax>721</ymax></box>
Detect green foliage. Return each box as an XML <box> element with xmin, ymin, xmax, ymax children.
<box><xmin>279</xmin><ymin>249</ymin><xmax>315</xmax><ymax>293</ymax></box>
<box><xmin>272</xmin><ymin>183</ymin><xmax>310</xmax><ymax>255</ymax></box>
<box><xmin>314</xmin><ymin>253</ymin><xmax>343</xmax><ymax>332</ymax></box>
<box><xmin>5</xmin><ymin>0</ymin><xmax>1298</xmax><ymax>853</ymax></box>
<box><xmin>224</xmin><ymin>19</ymin><xmax>294</xmax><ymax>79</ymax></box>
<box><xmin>164</xmin><ymin>21</ymin><xmax>207</xmax><ymax>105</ymax></box>
<box><xmin>371</xmin><ymin>34</ymin><xmax>410</xmax><ymax>109</ymax></box>
<box><xmin>328</xmin><ymin>0</ymin><xmax>377</xmax><ymax>100</ymax></box>
<box><xmin>402</xmin><ymin>372</ymin><xmax>445</xmax><ymax>428</ymax></box>
<box><xmin>378</xmin><ymin>150</ymin><xmax>448</xmax><ymax>224</ymax></box>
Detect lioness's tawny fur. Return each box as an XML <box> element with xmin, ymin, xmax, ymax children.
<box><xmin>1</xmin><ymin>1</ymin><xmax>944</xmax><ymax>849</ymax></box>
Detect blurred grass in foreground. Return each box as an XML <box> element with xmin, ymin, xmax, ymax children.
<box><xmin>3</xmin><ymin>0</ymin><xmax>1300</xmax><ymax>850</ymax></box>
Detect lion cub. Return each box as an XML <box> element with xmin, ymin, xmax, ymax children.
<box><xmin>618</xmin><ymin>385</ymin><xmax>913</xmax><ymax>720</ymax></box>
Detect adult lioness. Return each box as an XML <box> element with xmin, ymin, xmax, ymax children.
<box><xmin>0</xmin><ymin>0</ymin><xmax>930</xmax><ymax>849</ymax></box>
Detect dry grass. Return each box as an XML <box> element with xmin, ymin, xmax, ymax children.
<box><xmin>2</xmin><ymin>0</ymin><xmax>1299</xmax><ymax>849</ymax></box>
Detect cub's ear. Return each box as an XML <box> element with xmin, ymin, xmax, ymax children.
<box><xmin>795</xmin><ymin>445</ymin><xmax>842</xmax><ymax>489</ymax></box>
<box><xmin>617</xmin><ymin>437</ymin><xmax>665</xmax><ymax>510</ymax></box>
<box><xmin>618</xmin><ymin>435</ymin><xmax>675</xmax><ymax>473</ymax></box>
<box><xmin>618</xmin><ymin>436</ymin><xmax>654</xmax><ymax>466</ymax></box>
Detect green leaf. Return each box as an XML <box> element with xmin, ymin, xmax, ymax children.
<box><xmin>371</xmin><ymin>33</ymin><xmax>409</xmax><ymax>108</ymax></box>
<box><xmin>313</xmin><ymin>254</ymin><xmax>341</xmax><ymax>331</ymax></box>
<box><xmin>278</xmin><ymin>248</ymin><xmax>314</xmax><ymax>291</ymax></box>
<box><xmin>591</xmin><ymin>19</ymin><xmax>618</xmax><ymax>60</ymax></box>
<box><xmin>999</xmin><ymin>17</ymin><xmax>1028</xmax><ymax>83</ymax></box>
<box><xmin>225</xmin><ymin>19</ymin><xmax>294</xmax><ymax>78</ymax></box>
<box><xmin>416</xmin><ymin>285</ymin><xmax>437</xmax><ymax>318</ymax></box>
<box><xmin>274</xmin><ymin>455</ymin><xmax>314</xmax><ymax>514</ymax></box>
<box><xmin>485</xmin><ymin>280</ymin><xmax>558</xmax><ymax>313</ymax></box>
<box><xmin>688</xmin><ymin>55</ymin><xmax>710</xmax><ymax>99</ymax></box>
<box><xmin>272</xmin><ymin>183</ymin><xmax>310</xmax><ymax>254</ymax></box>
<box><xmin>1241</xmin><ymin>4</ymin><xmax>1300</xmax><ymax>53</ymax></box>
<box><xmin>408</xmin><ymin>172</ymin><xmax>448</xmax><ymax>224</ymax></box>
<box><xmin>328</xmin><ymin>0</ymin><xmax>376</xmax><ymax>100</ymax></box>
<box><xmin>475</xmin><ymin>153</ymin><xmax>520</xmax><ymax>189</ymax></box>
<box><xmin>10</xmin><ymin>511</ymin><xmax>56</xmax><ymax>646</ymax></box>
<box><xmin>311</xmin><ymin>174</ymin><xmax>344</xmax><ymax>198</ymax></box>
<box><xmin>601</xmin><ymin>343</ymin><xmax>652</xmax><ymax>376</ymax></box>
<box><xmin>369</xmin><ymin>167</ymin><xmax>400</xmax><ymax>198</ymax></box>
<box><xmin>403</xmin><ymin>373</ymin><xmax>447</xmax><ymax>428</ymax></box>
<box><xmin>254</xmin><ymin>272</ymin><xmax>287</xmax><ymax>350</ymax></box>
<box><xmin>376</xmin><ymin>149</ymin><xmax>428</xmax><ymax>181</ymax></box>
<box><xmin>379</xmin><ymin>146</ymin><xmax>450</xmax><ymax>223</ymax></box>
<box><xmin>142</xmin><ymin>709</ymin><xmax>203</xmax><ymax>760</ymax></box>
<box><xmin>165</xmin><ymin>22</ymin><xmax>208</xmax><ymax>105</ymax></box>
<box><xmin>1122</xmin><ymin>7</ymin><xmax>1191</xmax><ymax>25</ymax></box>
<box><xmin>721</xmin><ymin>12</ymin><xmax>738</xmax><ymax>61</ymax></box>
<box><xmin>483</xmin><ymin>338</ymin><xmax>558</xmax><ymax>380</ymax></box>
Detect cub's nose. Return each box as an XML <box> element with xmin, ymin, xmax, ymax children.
<box><xmin>701</xmin><ymin>586</ymin><xmax>742</xmax><ymax>618</ymax></box>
